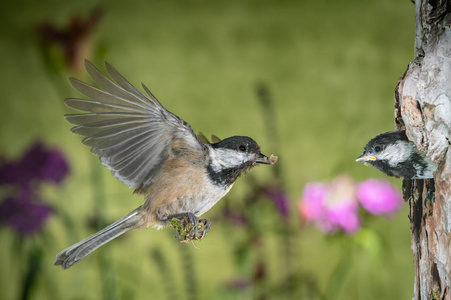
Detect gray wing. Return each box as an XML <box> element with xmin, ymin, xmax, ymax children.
<box><xmin>65</xmin><ymin>60</ymin><xmax>204</xmax><ymax>190</ymax></box>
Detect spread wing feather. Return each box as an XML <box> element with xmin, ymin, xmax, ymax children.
<box><xmin>65</xmin><ymin>60</ymin><xmax>204</xmax><ymax>190</ymax></box>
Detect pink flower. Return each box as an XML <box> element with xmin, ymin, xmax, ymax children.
<box><xmin>324</xmin><ymin>176</ymin><xmax>360</xmax><ymax>234</ymax></box>
<box><xmin>357</xmin><ymin>179</ymin><xmax>403</xmax><ymax>216</ymax></box>
<box><xmin>326</xmin><ymin>201</ymin><xmax>360</xmax><ymax>234</ymax></box>
<box><xmin>299</xmin><ymin>176</ymin><xmax>360</xmax><ymax>234</ymax></box>
<box><xmin>298</xmin><ymin>182</ymin><xmax>328</xmax><ymax>221</ymax></box>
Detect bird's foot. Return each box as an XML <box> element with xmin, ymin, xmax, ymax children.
<box><xmin>187</xmin><ymin>218</ymin><xmax>210</xmax><ymax>241</ymax></box>
<box><xmin>166</xmin><ymin>212</ymin><xmax>199</xmax><ymax>227</ymax></box>
<box><xmin>167</xmin><ymin>213</ymin><xmax>211</xmax><ymax>242</ymax></box>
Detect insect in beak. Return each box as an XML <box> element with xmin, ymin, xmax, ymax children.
<box><xmin>256</xmin><ymin>153</ymin><xmax>278</xmax><ymax>165</ymax></box>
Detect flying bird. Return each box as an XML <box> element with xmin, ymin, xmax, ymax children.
<box><xmin>356</xmin><ymin>130</ymin><xmax>437</xmax><ymax>179</ymax></box>
<box><xmin>54</xmin><ymin>60</ymin><xmax>277</xmax><ymax>269</ymax></box>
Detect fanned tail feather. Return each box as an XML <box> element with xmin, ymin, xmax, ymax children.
<box><xmin>54</xmin><ymin>206</ymin><xmax>143</xmax><ymax>269</ymax></box>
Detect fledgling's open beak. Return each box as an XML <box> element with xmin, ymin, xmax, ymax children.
<box><xmin>256</xmin><ymin>153</ymin><xmax>278</xmax><ymax>165</ymax></box>
<box><xmin>355</xmin><ymin>155</ymin><xmax>376</xmax><ymax>162</ymax></box>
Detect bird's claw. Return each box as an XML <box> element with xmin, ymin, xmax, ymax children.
<box><xmin>188</xmin><ymin>218</ymin><xmax>210</xmax><ymax>241</ymax></box>
<box><xmin>168</xmin><ymin>213</ymin><xmax>211</xmax><ymax>242</ymax></box>
<box><xmin>183</xmin><ymin>213</ymin><xmax>199</xmax><ymax>227</ymax></box>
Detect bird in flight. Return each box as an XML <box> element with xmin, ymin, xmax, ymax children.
<box><xmin>54</xmin><ymin>60</ymin><xmax>277</xmax><ymax>269</ymax></box>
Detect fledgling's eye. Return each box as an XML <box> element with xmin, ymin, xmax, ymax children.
<box><xmin>374</xmin><ymin>145</ymin><xmax>382</xmax><ymax>152</ymax></box>
<box><xmin>238</xmin><ymin>145</ymin><xmax>247</xmax><ymax>152</ymax></box>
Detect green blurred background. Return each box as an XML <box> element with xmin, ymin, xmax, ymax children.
<box><xmin>0</xmin><ymin>0</ymin><xmax>416</xmax><ymax>299</ymax></box>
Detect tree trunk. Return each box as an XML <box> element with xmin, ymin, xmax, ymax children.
<box><xmin>395</xmin><ymin>1</ymin><xmax>451</xmax><ymax>299</ymax></box>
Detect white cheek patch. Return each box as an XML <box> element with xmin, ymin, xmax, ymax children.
<box><xmin>209</xmin><ymin>148</ymin><xmax>254</xmax><ymax>172</ymax></box>
<box><xmin>377</xmin><ymin>141</ymin><xmax>415</xmax><ymax>167</ymax></box>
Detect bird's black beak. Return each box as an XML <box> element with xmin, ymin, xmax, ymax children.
<box><xmin>355</xmin><ymin>154</ymin><xmax>376</xmax><ymax>162</ymax></box>
<box><xmin>256</xmin><ymin>153</ymin><xmax>278</xmax><ymax>165</ymax></box>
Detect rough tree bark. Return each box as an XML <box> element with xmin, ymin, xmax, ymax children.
<box><xmin>395</xmin><ymin>0</ymin><xmax>451</xmax><ymax>299</ymax></box>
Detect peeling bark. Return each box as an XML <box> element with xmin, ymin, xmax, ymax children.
<box><xmin>395</xmin><ymin>1</ymin><xmax>451</xmax><ymax>299</ymax></box>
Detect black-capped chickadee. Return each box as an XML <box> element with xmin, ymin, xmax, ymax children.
<box><xmin>356</xmin><ymin>130</ymin><xmax>437</xmax><ymax>179</ymax></box>
<box><xmin>54</xmin><ymin>61</ymin><xmax>277</xmax><ymax>269</ymax></box>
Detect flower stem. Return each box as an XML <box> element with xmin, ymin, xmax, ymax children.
<box><xmin>21</xmin><ymin>245</ymin><xmax>43</xmax><ymax>300</ymax></box>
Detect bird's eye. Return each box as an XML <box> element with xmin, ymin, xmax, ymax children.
<box><xmin>238</xmin><ymin>145</ymin><xmax>247</xmax><ymax>152</ymax></box>
<box><xmin>374</xmin><ymin>146</ymin><xmax>382</xmax><ymax>152</ymax></box>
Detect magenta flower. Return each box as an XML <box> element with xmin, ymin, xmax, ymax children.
<box><xmin>357</xmin><ymin>179</ymin><xmax>403</xmax><ymax>216</ymax></box>
<box><xmin>299</xmin><ymin>176</ymin><xmax>404</xmax><ymax>235</ymax></box>
<box><xmin>298</xmin><ymin>182</ymin><xmax>328</xmax><ymax>221</ymax></box>
<box><xmin>325</xmin><ymin>201</ymin><xmax>360</xmax><ymax>234</ymax></box>
<box><xmin>323</xmin><ymin>176</ymin><xmax>360</xmax><ymax>234</ymax></box>
<box><xmin>299</xmin><ymin>176</ymin><xmax>360</xmax><ymax>234</ymax></box>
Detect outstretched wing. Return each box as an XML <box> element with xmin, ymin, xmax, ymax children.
<box><xmin>65</xmin><ymin>60</ymin><xmax>205</xmax><ymax>190</ymax></box>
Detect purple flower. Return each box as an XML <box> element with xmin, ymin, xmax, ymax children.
<box><xmin>261</xmin><ymin>186</ymin><xmax>290</xmax><ymax>220</ymax></box>
<box><xmin>225</xmin><ymin>277</ymin><xmax>251</xmax><ymax>291</ymax></box>
<box><xmin>37</xmin><ymin>148</ymin><xmax>70</xmax><ymax>184</ymax></box>
<box><xmin>222</xmin><ymin>207</ymin><xmax>248</xmax><ymax>227</ymax></box>
<box><xmin>0</xmin><ymin>141</ymin><xmax>69</xmax><ymax>236</ymax></box>
<box><xmin>357</xmin><ymin>179</ymin><xmax>403</xmax><ymax>216</ymax></box>
<box><xmin>0</xmin><ymin>141</ymin><xmax>69</xmax><ymax>188</ymax></box>
<box><xmin>35</xmin><ymin>7</ymin><xmax>104</xmax><ymax>72</ymax></box>
<box><xmin>0</xmin><ymin>191</ymin><xmax>53</xmax><ymax>235</ymax></box>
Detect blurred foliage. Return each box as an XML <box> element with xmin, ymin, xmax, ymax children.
<box><xmin>0</xmin><ymin>0</ymin><xmax>415</xmax><ymax>299</ymax></box>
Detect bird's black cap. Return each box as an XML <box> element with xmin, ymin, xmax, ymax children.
<box><xmin>211</xmin><ymin>136</ymin><xmax>260</xmax><ymax>153</ymax></box>
<box><xmin>211</xmin><ymin>136</ymin><xmax>275</xmax><ymax>165</ymax></box>
<box><xmin>363</xmin><ymin>131</ymin><xmax>408</xmax><ymax>153</ymax></box>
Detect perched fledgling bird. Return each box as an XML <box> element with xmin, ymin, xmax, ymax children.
<box><xmin>54</xmin><ymin>60</ymin><xmax>277</xmax><ymax>269</ymax></box>
<box><xmin>356</xmin><ymin>130</ymin><xmax>437</xmax><ymax>179</ymax></box>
